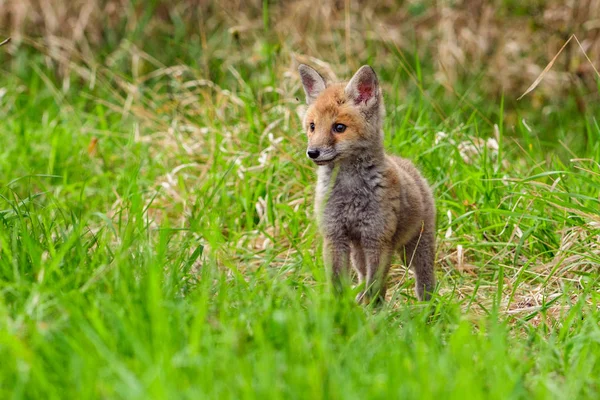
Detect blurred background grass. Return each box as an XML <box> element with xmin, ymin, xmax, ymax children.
<box><xmin>3</xmin><ymin>0</ymin><xmax>599</xmax><ymax>93</ymax></box>
<box><xmin>2</xmin><ymin>0</ymin><xmax>599</xmax><ymax>146</ymax></box>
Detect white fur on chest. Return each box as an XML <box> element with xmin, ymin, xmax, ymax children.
<box><xmin>314</xmin><ymin>166</ymin><xmax>333</xmax><ymax>221</ymax></box>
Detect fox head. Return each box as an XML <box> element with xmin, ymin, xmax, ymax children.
<box><xmin>298</xmin><ymin>64</ymin><xmax>385</xmax><ymax>165</ymax></box>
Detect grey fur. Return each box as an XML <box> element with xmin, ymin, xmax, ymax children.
<box><xmin>299</xmin><ymin>64</ymin><xmax>436</xmax><ymax>302</ymax></box>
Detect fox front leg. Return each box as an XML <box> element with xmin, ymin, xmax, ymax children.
<box><xmin>323</xmin><ymin>238</ymin><xmax>351</xmax><ymax>295</ymax></box>
<box><xmin>361</xmin><ymin>245</ymin><xmax>393</xmax><ymax>304</ymax></box>
<box><xmin>350</xmin><ymin>242</ymin><xmax>366</xmax><ymax>284</ymax></box>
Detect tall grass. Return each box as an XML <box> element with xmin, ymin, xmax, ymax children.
<box><xmin>1</xmin><ymin>0</ymin><xmax>600</xmax><ymax>398</ymax></box>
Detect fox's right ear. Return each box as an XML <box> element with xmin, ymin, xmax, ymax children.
<box><xmin>298</xmin><ymin>64</ymin><xmax>326</xmax><ymax>105</ymax></box>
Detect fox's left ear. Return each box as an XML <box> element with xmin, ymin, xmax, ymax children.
<box><xmin>345</xmin><ymin>65</ymin><xmax>380</xmax><ymax>108</ymax></box>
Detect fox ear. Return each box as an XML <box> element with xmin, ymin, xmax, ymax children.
<box><xmin>298</xmin><ymin>64</ymin><xmax>326</xmax><ymax>105</ymax></box>
<box><xmin>345</xmin><ymin>65</ymin><xmax>379</xmax><ymax>107</ymax></box>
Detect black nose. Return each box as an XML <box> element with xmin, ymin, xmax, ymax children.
<box><xmin>307</xmin><ymin>149</ymin><xmax>320</xmax><ymax>159</ymax></box>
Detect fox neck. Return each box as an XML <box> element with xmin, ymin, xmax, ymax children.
<box><xmin>342</xmin><ymin>148</ymin><xmax>384</xmax><ymax>170</ymax></box>
<box><xmin>339</xmin><ymin>129</ymin><xmax>386</xmax><ymax>170</ymax></box>
<box><xmin>317</xmin><ymin>134</ymin><xmax>385</xmax><ymax>181</ymax></box>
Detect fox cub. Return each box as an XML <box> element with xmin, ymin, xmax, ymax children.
<box><xmin>298</xmin><ymin>64</ymin><xmax>436</xmax><ymax>302</ymax></box>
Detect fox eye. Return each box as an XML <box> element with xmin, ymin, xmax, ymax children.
<box><xmin>309</xmin><ymin>122</ymin><xmax>315</xmax><ymax>132</ymax></box>
<box><xmin>333</xmin><ymin>123</ymin><xmax>346</xmax><ymax>133</ymax></box>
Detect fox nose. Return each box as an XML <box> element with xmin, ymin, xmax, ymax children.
<box><xmin>307</xmin><ymin>149</ymin><xmax>320</xmax><ymax>159</ymax></box>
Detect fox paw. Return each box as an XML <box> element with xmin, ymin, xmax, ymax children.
<box><xmin>355</xmin><ymin>290</ymin><xmax>384</xmax><ymax>306</ymax></box>
<box><xmin>355</xmin><ymin>291</ymin><xmax>367</xmax><ymax>304</ymax></box>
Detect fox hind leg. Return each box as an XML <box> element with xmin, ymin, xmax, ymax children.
<box><xmin>403</xmin><ymin>230</ymin><xmax>436</xmax><ymax>301</ymax></box>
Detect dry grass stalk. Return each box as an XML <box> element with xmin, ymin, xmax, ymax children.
<box><xmin>518</xmin><ymin>34</ymin><xmax>600</xmax><ymax>100</ymax></box>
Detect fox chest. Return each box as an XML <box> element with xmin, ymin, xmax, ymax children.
<box><xmin>315</xmin><ymin>174</ymin><xmax>385</xmax><ymax>241</ymax></box>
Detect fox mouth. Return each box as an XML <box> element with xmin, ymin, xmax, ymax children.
<box><xmin>314</xmin><ymin>156</ymin><xmax>337</xmax><ymax>166</ymax></box>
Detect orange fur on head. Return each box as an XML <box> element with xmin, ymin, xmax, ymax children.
<box><xmin>304</xmin><ymin>84</ymin><xmax>366</xmax><ymax>147</ymax></box>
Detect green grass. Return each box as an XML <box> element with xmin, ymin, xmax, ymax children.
<box><xmin>1</xmin><ymin>6</ymin><xmax>600</xmax><ymax>398</ymax></box>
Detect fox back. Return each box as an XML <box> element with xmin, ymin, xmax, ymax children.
<box><xmin>298</xmin><ymin>64</ymin><xmax>436</xmax><ymax>302</ymax></box>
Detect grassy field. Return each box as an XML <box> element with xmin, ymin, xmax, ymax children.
<box><xmin>1</xmin><ymin>1</ymin><xmax>600</xmax><ymax>398</ymax></box>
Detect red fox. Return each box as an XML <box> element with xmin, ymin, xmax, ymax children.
<box><xmin>298</xmin><ymin>64</ymin><xmax>436</xmax><ymax>302</ymax></box>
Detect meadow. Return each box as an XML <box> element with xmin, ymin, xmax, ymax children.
<box><xmin>1</xmin><ymin>1</ymin><xmax>600</xmax><ymax>398</ymax></box>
